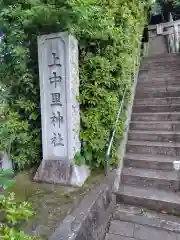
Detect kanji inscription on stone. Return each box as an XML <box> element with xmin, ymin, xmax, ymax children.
<box><xmin>51</xmin><ymin>132</ymin><xmax>64</xmax><ymax>147</ymax></box>
<box><xmin>48</xmin><ymin>52</ymin><xmax>61</xmax><ymax>67</ymax></box>
<box><xmin>49</xmin><ymin>72</ymin><xmax>62</xmax><ymax>88</ymax></box>
<box><xmin>34</xmin><ymin>32</ymin><xmax>86</xmax><ymax>186</ymax></box>
<box><xmin>51</xmin><ymin>93</ymin><xmax>62</xmax><ymax>106</ymax></box>
<box><xmin>50</xmin><ymin>111</ymin><xmax>63</xmax><ymax>128</ymax></box>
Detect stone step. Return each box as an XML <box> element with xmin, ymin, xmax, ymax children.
<box><xmin>141</xmin><ymin>61</ymin><xmax>180</xmax><ymax>67</ymax></box>
<box><xmin>139</xmin><ymin>74</ymin><xmax>180</xmax><ymax>80</ymax></box>
<box><xmin>143</xmin><ymin>60</ymin><xmax>180</xmax><ymax>64</ymax></box>
<box><xmin>116</xmin><ymin>184</ymin><xmax>180</xmax><ymax>215</ymax></box>
<box><xmin>139</xmin><ymin>66</ymin><xmax>180</xmax><ymax>71</ymax></box>
<box><xmin>121</xmin><ymin>167</ymin><xmax>179</xmax><ymax>191</ymax></box>
<box><xmin>128</xmin><ymin>130</ymin><xmax>180</xmax><ymax>142</ymax></box>
<box><xmin>113</xmin><ymin>203</ymin><xmax>180</xmax><ymax>233</ymax></box>
<box><xmin>143</xmin><ymin>57</ymin><xmax>180</xmax><ymax>64</ymax></box>
<box><xmin>136</xmin><ymin>87</ymin><xmax>180</xmax><ymax>98</ymax></box>
<box><xmin>144</xmin><ymin>65</ymin><xmax>180</xmax><ymax>71</ymax></box>
<box><xmin>130</xmin><ymin>121</ymin><xmax>180</xmax><ymax>131</ymax></box>
<box><xmin>136</xmin><ymin>86</ymin><xmax>180</xmax><ymax>92</ymax></box>
<box><xmin>138</xmin><ymin>74</ymin><xmax>180</xmax><ymax>80</ymax></box>
<box><xmin>131</xmin><ymin>112</ymin><xmax>180</xmax><ymax>121</ymax></box>
<box><xmin>138</xmin><ymin>76</ymin><xmax>180</xmax><ymax>83</ymax></box>
<box><xmin>134</xmin><ymin>97</ymin><xmax>180</xmax><ymax>106</ymax></box>
<box><xmin>138</xmin><ymin>78</ymin><xmax>180</xmax><ymax>84</ymax></box>
<box><xmin>106</xmin><ymin>219</ymin><xmax>180</xmax><ymax>240</ymax></box>
<box><xmin>139</xmin><ymin>71</ymin><xmax>180</xmax><ymax>76</ymax></box>
<box><xmin>105</xmin><ymin>220</ymin><xmax>180</xmax><ymax>240</ymax></box>
<box><xmin>133</xmin><ymin>104</ymin><xmax>180</xmax><ymax>113</ymax></box>
<box><xmin>142</xmin><ymin>55</ymin><xmax>180</xmax><ymax>61</ymax></box>
<box><xmin>139</xmin><ymin>67</ymin><xmax>178</xmax><ymax>72</ymax></box>
<box><xmin>127</xmin><ymin>140</ymin><xmax>180</xmax><ymax>157</ymax></box>
<box><xmin>137</xmin><ymin>80</ymin><xmax>180</xmax><ymax>87</ymax></box>
<box><xmin>142</xmin><ymin>54</ymin><xmax>180</xmax><ymax>63</ymax></box>
<box><xmin>124</xmin><ymin>153</ymin><xmax>175</xmax><ymax>170</ymax></box>
<box><xmin>105</xmin><ymin>233</ymin><xmax>128</xmax><ymax>240</ymax></box>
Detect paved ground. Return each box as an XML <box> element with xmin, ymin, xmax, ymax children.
<box><xmin>105</xmin><ymin>204</ymin><xmax>180</xmax><ymax>240</ymax></box>
<box><xmin>106</xmin><ymin>220</ymin><xmax>180</xmax><ymax>240</ymax></box>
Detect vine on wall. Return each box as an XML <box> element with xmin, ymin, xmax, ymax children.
<box><xmin>0</xmin><ymin>0</ymin><xmax>150</xmax><ymax>169</ymax></box>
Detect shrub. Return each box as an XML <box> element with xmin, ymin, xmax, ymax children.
<box><xmin>0</xmin><ymin>0</ymin><xmax>150</xmax><ymax>169</ymax></box>
<box><xmin>0</xmin><ymin>169</ymin><xmax>36</xmax><ymax>239</ymax></box>
<box><xmin>0</xmin><ymin>104</ymin><xmax>40</xmax><ymax>170</ymax></box>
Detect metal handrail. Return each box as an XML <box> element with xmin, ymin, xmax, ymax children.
<box><xmin>106</xmin><ymin>86</ymin><xmax>127</xmax><ymax>176</ymax></box>
<box><xmin>105</xmin><ymin>50</ymin><xmax>140</xmax><ymax>176</ymax></box>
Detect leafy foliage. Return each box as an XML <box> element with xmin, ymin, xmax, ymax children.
<box><xmin>157</xmin><ymin>0</ymin><xmax>180</xmax><ymax>20</ymax></box>
<box><xmin>0</xmin><ymin>170</ymin><xmax>36</xmax><ymax>239</ymax></box>
<box><xmin>0</xmin><ymin>193</ymin><xmax>36</xmax><ymax>240</ymax></box>
<box><xmin>0</xmin><ymin>169</ymin><xmax>15</xmax><ymax>190</ymax></box>
<box><xmin>0</xmin><ymin>0</ymin><xmax>150</xmax><ymax>169</ymax></box>
<box><xmin>0</xmin><ymin>104</ymin><xmax>40</xmax><ymax>170</ymax></box>
<box><xmin>151</xmin><ymin>1</ymin><xmax>162</xmax><ymax>14</ymax></box>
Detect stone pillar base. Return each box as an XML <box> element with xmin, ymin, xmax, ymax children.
<box><xmin>71</xmin><ymin>165</ymin><xmax>90</xmax><ymax>187</ymax></box>
<box><xmin>34</xmin><ymin>160</ymin><xmax>90</xmax><ymax>187</ymax></box>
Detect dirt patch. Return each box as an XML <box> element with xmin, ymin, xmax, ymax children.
<box><xmin>6</xmin><ymin>169</ymin><xmax>104</xmax><ymax>239</ymax></box>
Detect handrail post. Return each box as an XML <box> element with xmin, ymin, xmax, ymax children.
<box><xmin>174</xmin><ymin>24</ymin><xmax>179</xmax><ymax>53</ymax></box>
<box><xmin>169</xmin><ymin>12</ymin><xmax>175</xmax><ymax>53</ymax></box>
<box><xmin>106</xmin><ymin>153</ymin><xmax>110</xmax><ymax>176</ymax></box>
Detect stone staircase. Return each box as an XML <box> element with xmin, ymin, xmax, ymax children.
<box><xmin>105</xmin><ymin>53</ymin><xmax>180</xmax><ymax>240</ymax></box>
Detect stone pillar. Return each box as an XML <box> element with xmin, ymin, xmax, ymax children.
<box><xmin>34</xmin><ymin>32</ymin><xmax>89</xmax><ymax>186</ymax></box>
<box><xmin>174</xmin><ymin>24</ymin><xmax>179</xmax><ymax>53</ymax></box>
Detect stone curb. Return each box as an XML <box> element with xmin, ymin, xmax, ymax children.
<box><xmin>113</xmin><ymin>59</ymin><xmax>140</xmax><ymax>193</ymax></box>
<box><xmin>50</xmin><ymin>172</ymin><xmax>116</xmax><ymax>240</ymax></box>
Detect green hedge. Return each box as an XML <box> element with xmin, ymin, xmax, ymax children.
<box><xmin>0</xmin><ymin>0</ymin><xmax>150</xmax><ymax>170</ymax></box>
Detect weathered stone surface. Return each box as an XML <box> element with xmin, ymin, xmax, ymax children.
<box><xmin>130</xmin><ymin>121</ymin><xmax>180</xmax><ymax>131</ymax></box>
<box><xmin>121</xmin><ymin>167</ymin><xmax>179</xmax><ymax>191</ymax></box>
<box><xmin>50</xmin><ymin>173</ymin><xmax>116</xmax><ymax>240</ymax></box>
<box><xmin>109</xmin><ymin>220</ymin><xmax>134</xmax><ymax>237</ymax></box>
<box><xmin>38</xmin><ymin>32</ymin><xmax>80</xmax><ymax>162</ymax></box>
<box><xmin>71</xmin><ymin>165</ymin><xmax>90</xmax><ymax>187</ymax></box>
<box><xmin>114</xmin><ymin>204</ymin><xmax>180</xmax><ymax>233</ymax></box>
<box><xmin>114</xmin><ymin>52</ymin><xmax>180</xmax><ymax>216</ymax></box>
<box><xmin>128</xmin><ymin>130</ymin><xmax>180</xmax><ymax>143</ymax></box>
<box><xmin>136</xmin><ymin>88</ymin><xmax>180</xmax><ymax>98</ymax></box>
<box><xmin>105</xmin><ymin>205</ymin><xmax>180</xmax><ymax>240</ymax></box>
<box><xmin>134</xmin><ymin>224</ymin><xmax>177</xmax><ymax>240</ymax></box>
<box><xmin>134</xmin><ymin>97</ymin><xmax>180</xmax><ymax>106</ymax></box>
<box><xmin>116</xmin><ymin>184</ymin><xmax>180</xmax><ymax>215</ymax></box>
<box><xmin>131</xmin><ymin>112</ymin><xmax>180</xmax><ymax>122</ymax></box>
<box><xmin>133</xmin><ymin>105</ymin><xmax>180</xmax><ymax>113</ymax></box>
<box><xmin>124</xmin><ymin>153</ymin><xmax>174</xmax><ymax>171</ymax></box>
<box><xmin>127</xmin><ymin>140</ymin><xmax>180</xmax><ymax>157</ymax></box>
<box><xmin>148</xmin><ymin>35</ymin><xmax>168</xmax><ymax>57</ymax></box>
<box><xmin>34</xmin><ymin>32</ymin><xmax>89</xmax><ymax>186</ymax></box>
<box><xmin>34</xmin><ymin>160</ymin><xmax>72</xmax><ymax>184</ymax></box>
<box><xmin>0</xmin><ymin>152</ymin><xmax>13</xmax><ymax>171</ymax></box>
<box><xmin>0</xmin><ymin>152</ymin><xmax>13</xmax><ymax>191</ymax></box>
<box><xmin>105</xmin><ymin>233</ymin><xmax>135</xmax><ymax>240</ymax></box>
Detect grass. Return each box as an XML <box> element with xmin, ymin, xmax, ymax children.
<box><xmin>6</xmin><ymin>169</ymin><xmax>104</xmax><ymax>239</ymax></box>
